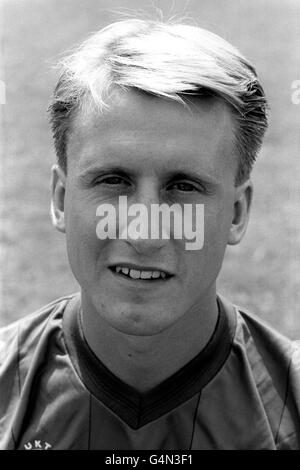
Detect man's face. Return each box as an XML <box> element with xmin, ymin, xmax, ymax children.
<box><xmin>53</xmin><ymin>90</ymin><xmax>246</xmax><ymax>336</ymax></box>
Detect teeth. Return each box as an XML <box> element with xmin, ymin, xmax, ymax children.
<box><xmin>151</xmin><ymin>271</ymin><xmax>160</xmax><ymax>279</ymax></box>
<box><xmin>129</xmin><ymin>269</ymin><xmax>140</xmax><ymax>279</ymax></box>
<box><xmin>114</xmin><ymin>266</ymin><xmax>168</xmax><ymax>280</ymax></box>
<box><xmin>140</xmin><ymin>271</ymin><xmax>152</xmax><ymax>279</ymax></box>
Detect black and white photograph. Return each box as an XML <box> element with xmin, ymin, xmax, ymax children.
<box><xmin>0</xmin><ymin>0</ymin><xmax>299</xmax><ymax>452</ymax></box>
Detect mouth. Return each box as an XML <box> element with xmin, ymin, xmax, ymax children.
<box><xmin>109</xmin><ymin>264</ymin><xmax>174</xmax><ymax>282</ymax></box>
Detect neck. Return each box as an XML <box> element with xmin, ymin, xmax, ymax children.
<box><xmin>81</xmin><ymin>288</ymin><xmax>218</xmax><ymax>393</ymax></box>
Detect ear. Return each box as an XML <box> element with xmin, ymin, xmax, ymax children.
<box><xmin>228</xmin><ymin>179</ymin><xmax>253</xmax><ymax>245</ymax></box>
<box><xmin>50</xmin><ymin>164</ymin><xmax>66</xmax><ymax>233</ymax></box>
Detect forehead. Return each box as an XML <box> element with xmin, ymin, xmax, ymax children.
<box><xmin>68</xmin><ymin>89</ymin><xmax>237</xmax><ymax>180</ymax></box>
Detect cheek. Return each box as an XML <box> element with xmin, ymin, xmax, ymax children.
<box><xmin>204</xmin><ymin>190</ymin><xmax>234</xmax><ymax>240</ymax></box>
<box><xmin>65</xmin><ymin>201</ymin><xmax>93</xmax><ymax>246</ymax></box>
<box><xmin>64</xmin><ymin>183</ymin><xmax>99</xmax><ymax>238</ymax></box>
<box><xmin>64</xmin><ymin>191</ymin><xmax>107</xmax><ymax>276</ymax></box>
<box><xmin>184</xmin><ymin>201</ymin><xmax>233</xmax><ymax>280</ymax></box>
<box><xmin>204</xmin><ymin>203</ymin><xmax>234</xmax><ymax>268</ymax></box>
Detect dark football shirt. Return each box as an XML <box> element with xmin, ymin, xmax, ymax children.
<box><xmin>0</xmin><ymin>293</ymin><xmax>299</xmax><ymax>450</ymax></box>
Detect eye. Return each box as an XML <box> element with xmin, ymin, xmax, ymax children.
<box><xmin>94</xmin><ymin>175</ymin><xmax>130</xmax><ymax>187</ymax></box>
<box><xmin>167</xmin><ymin>181</ymin><xmax>199</xmax><ymax>192</ymax></box>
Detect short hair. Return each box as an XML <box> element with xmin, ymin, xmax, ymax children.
<box><xmin>48</xmin><ymin>19</ymin><xmax>268</xmax><ymax>184</ymax></box>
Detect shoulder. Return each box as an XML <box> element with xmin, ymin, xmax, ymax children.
<box><xmin>233</xmin><ymin>301</ymin><xmax>297</xmax><ymax>365</ymax></box>
<box><xmin>0</xmin><ymin>293</ymin><xmax>81</xmax><ymax>449</ymax></box>
<box><xmin>219</xmin><ymin>295</ymin><xmax>300</xmax><ymax>447</ymax></box>
<box><xmin>0</xmin><ymin>293</ymin><xmax>80</xmax><ymax>409</ymax></box>
<box><xmin>219</xmin><ymin>294</ymin><xmax>300</xmax><ymax>401</ymax></box>
<box><xmin>228</xmin><ymin>297</ymin><xmax>300</xmax><ymax>445</ymax></box>
<box><xmin>219</xmin><ymin>294</ymin><xmax>297</xmax><ymax>349</ymax></box>
<box><xmin>0</xmin><ymin>293</ymin><xmax>79</xmax><ymax>366</ymax></box>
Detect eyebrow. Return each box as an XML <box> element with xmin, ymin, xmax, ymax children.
<box><xmin>78</xmin><ymin>165</ymin><xmax>134</xmax><ymax>185</ymax></box>
<box><xmin>78</xmin><ymin>164</ymin><xmax>220</xmax><ymax>187</ymax></box>
<box><xmin>165</xmin><ymin>170</ymin><xmax>219</xmax><ymax>187</ymax></box>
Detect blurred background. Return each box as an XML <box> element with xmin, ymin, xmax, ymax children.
<box><xmin>1</xmin><ymin>0</ymin><xmax>299</xmax><ymax>336</ymax></box>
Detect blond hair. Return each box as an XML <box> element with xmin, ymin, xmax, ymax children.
<box><xmin>48</xmin><ymin>19</ymin><xmax>268</xmax><ymax>183</ymax></box>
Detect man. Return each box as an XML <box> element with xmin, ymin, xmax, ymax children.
<box><xmin>0</xmin><ymin>19</ymin><xmax>299</xmax><ymax>450</ymax></box>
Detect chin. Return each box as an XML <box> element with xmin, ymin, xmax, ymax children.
<box><xmin>105</xmin><ymin>305</ymin><xmax>174</xmax><ymax>337</ymax></box>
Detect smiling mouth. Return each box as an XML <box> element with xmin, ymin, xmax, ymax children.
<box><xmin>110</xmin><ymin>265</ymin><xmax>173</xmax><ymax>281</ymax></box>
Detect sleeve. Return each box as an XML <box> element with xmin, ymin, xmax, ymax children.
<box><xmin>289</xmin><ymin>342</ymin><xmax>300</xmax><ymax>421</ymax></box>
<box><xmin>275</xmin><ymin>341</ymin><xmax>300</xmax><ymax>450</ymax></box>
<box><xmin>0</xmin><ymin>322</ymin><xmax>20</xmax><ymax>449</ymax></box>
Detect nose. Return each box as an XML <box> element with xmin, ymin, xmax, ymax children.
<box><xmin>118</xmin><ymin>183</ymin><xmax>170</xmax><ymax>255</ymax></box>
